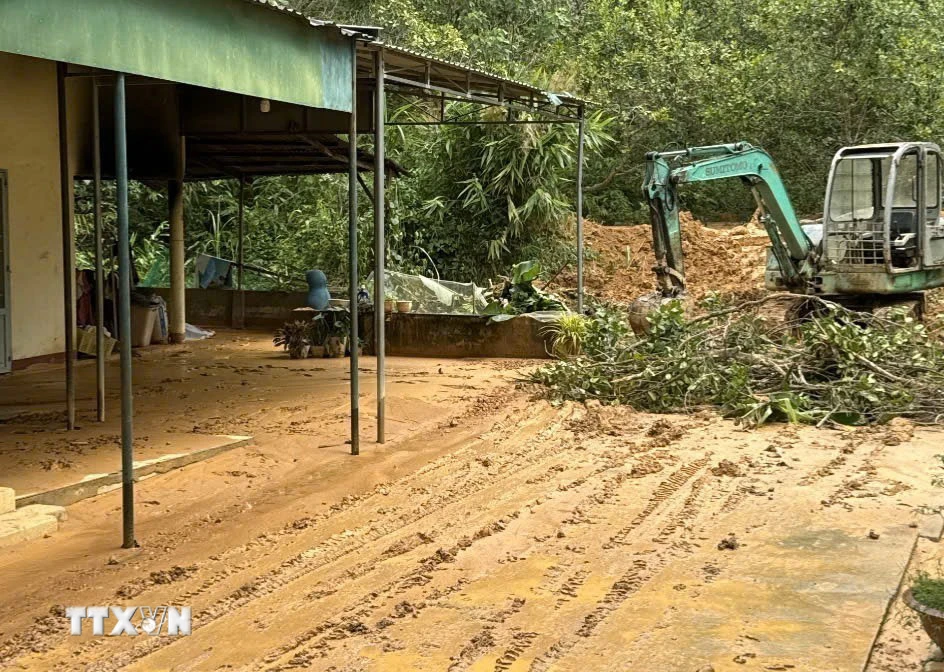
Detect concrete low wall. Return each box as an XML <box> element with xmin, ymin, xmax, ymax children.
<box><xmin>150</xmin><ymin>288</ymin><xmax>553</xmax><ymax>359</ymax></box>
<box><xmin>364</xmin><ymin>312</ymin><xmax>553</xmax><ymax>359</ymax></box>
<box><xmin>151</xmin><ymin>287</ymin><xmax>309</xmax><ymax>329</ymax></box>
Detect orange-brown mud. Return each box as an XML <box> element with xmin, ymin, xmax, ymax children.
<box><xmin>555</xmin><ymin>214</ymin><xmax>769</xmax><ymax>304</ymax></box>
<box><xmin>0</xmin><ymin>334</ymin><xmax>941</xmax><ymax>670</ymax></box>
<box><xmin>558</xmin><ymin>214</ymin><xmax>944</xmax><ymax>325</ymax></box>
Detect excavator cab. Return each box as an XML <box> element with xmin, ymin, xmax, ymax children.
<box><xmin>821</xmin><ymin>143</ymin><xmax>944</xmax><ymax>281</ymax></box>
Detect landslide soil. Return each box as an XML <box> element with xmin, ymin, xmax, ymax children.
<box><xmin>557</xmin><ymin>214</ymin><xmax>944</xmax><ymax>325</ymax></box>
<box><xmin>554</xmin><ymin>214</ymin><xmax>770</xmax><ymax>303</ymax></box>
<box><xmin>0</xmin><ymin>337</ymin><xmax>940</xmax><ymax>670</ymax></box>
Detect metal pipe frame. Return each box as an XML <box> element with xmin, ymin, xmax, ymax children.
<box><xmin>385</xmin><ymin>120</ymin><xmax>582</xmax><ymax>127</ymax></box>
<box><xmin>348</xmin><ymin>39</ymin><xmax>361</xmax><ymax>456</ymax></box>
<box><xmin>373</xmin><ymin>50</ymin><xmax>386</xmax><ymax>444</ymax></box>
<box><xmin>115</xmin><ymin>72</ymin><xmax>136</xmax><ymax>549</ymax></box>
<box><xmin>235</xmin><ymin>176</ymin><xmax>246</xmax><ymax>329</ymax></box>
<box><xmin>576</xmin><ymin>106</ymin><xmax>586</xmax><ymax>313</ymax></box>
<box><xmin>379</xmin><ymin>78</ymin><xmax>582</xmax><ymax>123</ymax></box>
<box><xmin>57</xmin><ymin>63</ymin><xmax>76</xmax><ymax>430</ymax></box>
<box><xmin>93</xmin><ymin>82</ymin><xmax>106</xmax><ymax>422</ymax></box>
<box><xmin>169</xmin><ymin>138</ymin><xmax>186</xmax><ymax>344</ymax></box>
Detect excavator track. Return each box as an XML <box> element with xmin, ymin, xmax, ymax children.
<box><xmin>786</xmin><ymin>292</ymin><xmax>926</xmax><ymax>323</ymax></box>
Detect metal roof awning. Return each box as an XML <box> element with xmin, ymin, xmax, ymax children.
<box><xmin>356</xmin><ymin>42</ymin><xmax>585</xmax><ymax>122</ymax></box>
<box><xmin>0</xmin><ymin>0</ymin><xmax>353</xmax><ymax>112</ymax></box>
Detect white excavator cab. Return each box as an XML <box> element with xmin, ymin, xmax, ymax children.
<box><xmin>822</xmin><ymin>142</ymin><xmax>944</xmax><ymax>275</ymax></box>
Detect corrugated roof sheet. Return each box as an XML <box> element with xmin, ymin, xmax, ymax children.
<box><xmin>240</xmin><ymin>0</ymin><xmax>584</xmax><ymax>107</ymax></box>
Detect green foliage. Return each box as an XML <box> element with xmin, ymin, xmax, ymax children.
<box><xmin>484</xmin><ymin>260</ymin><xmax>566</xmax><ymax>318</ymax></box>
<box><xmin>912</xmin><ymin>571</ymin><xmax>944</xmax><ymax>612</ymax></box>
<box><xmin>394</xmin><ymin>108</ymin><xmax>612</xmax><ymax>282</ymax></box>
<box><xmin>273</xmin><ymin>320</ymin><xmax>312</xmax><ymax>358</ymax></box>
<box><xmin>76</xmin><ymin>0</ymin><xmax>944</xmax><ymax>289</ymax></box>
<box><xmin>290</xmin><ymin>0</ymin><xmax>944</xmax><ymax>230</ymax></box>
<box><xmin>532</xmin><ymin>297</ymin><xmax>944</xmax><ymax>425</ymax></box>
<box><xmin>74</xmin><ymin>175</ymin><xmax>374</xmax><ymax>291</ymax></box>
<box><xmin>542</xmin><ymin>313</ymin><xmax>590</xmax><ymax>357</ymax></box>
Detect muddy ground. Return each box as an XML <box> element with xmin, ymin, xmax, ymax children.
<box><xmin>0</xmin><ymin>334</ymin><xmax>941</xmax><ymax>670</ymax></box>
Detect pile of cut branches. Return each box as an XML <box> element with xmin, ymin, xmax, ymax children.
<box><xmin>531</xmin><ymin>294</ymin><xmax>944</xmax><ymax>426</ymax></box>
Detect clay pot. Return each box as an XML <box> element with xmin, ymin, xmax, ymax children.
<box><xmin>396</xmin><ymin>300</ymin><xmax>413</xmax><ymax>313</ymax></box>
<box><xmin>384</xmin><ymin>300</ymin><xmax>395</xmax><ymax>313</ymax></box>
<box><xmin>904</xmin><ymin>588</ymin><xmax>944</xmax><ymax>651</ymax></box>
<box><xmin>324</xmin><ymin>336</ymin><xmax>347</xmax><ymax>358</ymax></box>
<box><xmin>290</xmin><ymin>343</ymin><xmax>310</xmax><ymax>360</ymax></box>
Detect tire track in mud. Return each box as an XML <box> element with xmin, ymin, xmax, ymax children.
<box><xmin>257</xmin><ymin>414</ymin><xmax>673</xmax><ymax>671</ymax></box>
<box><xmin>0</xmin><ymin>395</ymin><xmax>523</xmax><ymax>666</ymax></box>
<box><xmin>46</xmin><ymin>405</ymin><xmax>594</xmax><ymax>671</ymax></box>
<box><xmin>0</xmin><ymin>400</ymin><xmax>564</xmax><ymax>669</ymax></box>
<box><xmin>257</xmin><ymin>444</ymin><xmax>628</xmax><ymax>669</ymax></box>
<box><xmin>494</xmin><ymin>631</ymin><xmax>540</xmax><ymax>671</ymax></box>
<box><xmin>603</xmin><ymin>457</ymin><xmax>711</xmax><ymax>549</ymax></box>
<box><xmin>524</xmin><ymin>457</ymin><xmax>723</xmax><ymax>672</ymax></box>
<box><xmin>404</xmin><ymin>453</ymin><xmax>717</xmax><ymax>672</ymax></box>
<box><xmin>420</xmin><ymin>444</ymin><xmax>713</xmax><ymax>672</ymax></box>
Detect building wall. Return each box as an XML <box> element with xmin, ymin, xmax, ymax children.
<box><xmin>0</xmin><ymin>52</ymin><xmax>64</xmax><ymax>362</ymax></box>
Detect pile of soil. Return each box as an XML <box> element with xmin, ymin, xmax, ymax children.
<box><xmin>558</xmin><ymin>215</ymin><xmax>944</xmax><ymax>336</ymax></box>
<box><xmin>556</xmin><ymin>213</ymin><xmax>768</xmax><ymax>304</ymax></box>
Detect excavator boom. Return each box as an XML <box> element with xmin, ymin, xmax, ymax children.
<box><xmin>642</xmin><ymin>142</ymin><xmax>816</xmax><ymax>295</ymax></box>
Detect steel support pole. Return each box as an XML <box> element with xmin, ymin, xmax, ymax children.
<box><xmin>373</xmin><ymin>49</ymin><xmax>386</xmax><ymax>444</ymax></box>
<box><xmin>576</xmin><ymin>107</ymin><xmax>586</xmax><ymax>313</ymax></box>
<box><xmin>234</xmin><ymin>177</ymin><xmax>246</xmax><ymax>329</ymax></box>
<box><xmin>56</xmin><ymin>63</ymin><xmax>76</xmax><ymax>430</ymax></box>
<box><xmin>168</xmin><ymin>137</ymin><xmax>186</xmax><ymax>344</ymax></box>
<box><xmin>115</xmin><ymin>73</ymin><xmax>136</xmax><ymax>549</ymax></box>
<box><xmin>349</xmin><ymin>42</ymin><xmax>360</xmax><ymax>456</ymax></box>
<box><xmin>93</xmin><ymin>82</ymin><xmax>105</xmax><ymax>422</ymax></box>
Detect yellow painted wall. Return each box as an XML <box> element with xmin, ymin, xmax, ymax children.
<box><xmin>0</xmin><ymin>52</ymin><xmax>64</xmax><ymax>361</ymax></box>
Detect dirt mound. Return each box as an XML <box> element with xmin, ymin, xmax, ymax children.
<box><xmin>557</xmin><ymin>213</ymin><xmax>768</xmax><ymax>304</ymax></box>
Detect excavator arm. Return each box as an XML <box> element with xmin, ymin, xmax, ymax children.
<box><xmin>642</xmin><ymin>142</ymin><xmax>816</xmax><ymax>295</ymax></box>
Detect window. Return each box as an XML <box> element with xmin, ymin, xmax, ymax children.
<box><xmin>882</xmin><ymin>153</ymin><xmax>918</xmax><ymax>207</ymax></box>
<box><xmin>829</xmin><ymin>158</ymin><xmax>874</xmax><ymax>221</ymax></box>
<box><xmin>926</xmin><ymin>154</ymin><xmax>940</xmax><ymax>210</ymax></box>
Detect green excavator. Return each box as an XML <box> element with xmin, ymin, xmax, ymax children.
<box><xmin>634</xmin><ymin>141</ymin><xmax>944</xmax><ymax>330</ymax></box>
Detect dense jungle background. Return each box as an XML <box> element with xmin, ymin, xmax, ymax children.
<box><xmin>75</xmin><ymin>0</ymin><xmax>944</xmax><ymax>289</ymax></box>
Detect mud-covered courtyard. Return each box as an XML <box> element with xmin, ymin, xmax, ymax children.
<box><xmin>0</xmin><ymin>332</ymin><xmax>941</xmax><ymax>671</ymax></box>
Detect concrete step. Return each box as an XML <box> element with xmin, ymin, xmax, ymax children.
<box><xmin>0</xmin><ymin>504</ymin><xmax>67</xmax><ymax>549</ymax></box>
<box><xmin>0</xmin><ymin>487</ymin><xmax>14</xmax><ymax>514</ymax></box>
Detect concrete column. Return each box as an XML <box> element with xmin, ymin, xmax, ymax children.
<box><xmin>168</xmin><ymin>137</ymin><xmax>186</xmax><ymax>344</ymax></box>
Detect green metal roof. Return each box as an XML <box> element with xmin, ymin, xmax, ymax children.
<box><xmin>0</xmin><ymin>0</ymin><xmax>353</xmax><ymax>112</ymax></box>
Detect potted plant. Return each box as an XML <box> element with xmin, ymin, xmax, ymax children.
<box><xmin>904</xmin><ymin>572</ymin><xmax>944</xmax><ymax>650</ymax></box>
<box><xmin>273</xmin><ymin>321</ymin><xmax>310</xmax><ymax>359</ymax></box>
<box><xmin>323</xmin><ymin>313</ymin><xmax>350</xmax><ymax>358</ymax></box>
<box><xmin>347</xmin><ymin>337</ymin><xmax>365</xmax><ymax>357</ymax></box>
<box><xmin>306</xmin><ymin>315</ymin><xmax>329</xmax><ymax>357</ymax></box>
<box><xmin>541</xmin><ymin>313</ymin><xmax>589</xmax><ymax>358</ymax></box>
<box><xmin>384</xmin><ymin>293</ymin><xmax>396</xmax><ymax>314</ymax></box>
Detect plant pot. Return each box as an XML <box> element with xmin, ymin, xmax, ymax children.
<box><xmin>384</xmin><ymin>300</ymin><xmax>395</xmax><ymax>313</ymax></box>
<box><xmin>904</xmin><ymin>588</ymin><xmax>944</xmax><ymax>650</ymax></box>
<box><xmin>396</xmin><ymin>300</ymin><xmax>413</xmax><ymax>313</ymax></box>
<box><xmin>552</xmin><ymin>341</ymin><xmax>580</xmax><ymax>359</ymax></box>
<box><xmin>289</xmin><ymin>343</ymin><xmax>310</xmax><ymax>359</ymax></box>
<box><xmin>324</xmin><ymin>336</ymin><xmax>347</xmax><ymax>358</ymax></box>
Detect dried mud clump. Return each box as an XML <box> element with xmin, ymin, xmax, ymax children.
<box><xmin>629</xmin><ymin>457</ymin><xmax>664</xmax><ymax>479</ymax></box>
<box><xmin>711</xmin><ymin>459</ymin><xmax>743</xmax><ymax>478</ymax></box>
<box><xmin>717</xmin><ymin>533</ymin><xmax>740</xmax><ymax>551</ymax></box>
